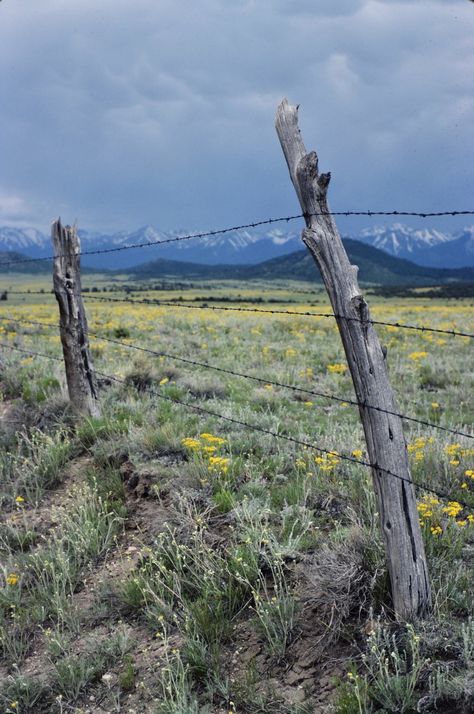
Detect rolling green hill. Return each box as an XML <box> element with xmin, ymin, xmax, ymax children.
<box><xmin>0</xmin><ymin>251</ymin><xmax>49</xmax><ymax>274</ymax></box>
<box><xmin>127</xmin><ymin>239</ymin><xmax>474</xmax><ymax>286</ymax></box>
<box><xmin>2</xmin><ymin>241</ymin><xmax>473</xmax><ymax>286</ymax></box>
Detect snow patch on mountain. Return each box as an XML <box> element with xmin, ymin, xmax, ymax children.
<box><xmin>356</xmin><ymin>223</ymin><xmax>453</xmax><ymax>256</ymax></box>
<box><xmin>0</xmin><ymin>223</ymin><xmax>473</xmax><ymax>269</ymax></box>
<box><xmin>0</xmin><ymin>226</ymin><xmax>46</xmax><ymax>250</ymax></box>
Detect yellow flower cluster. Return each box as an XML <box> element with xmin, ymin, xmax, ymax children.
<box><xmin>314</xmin><ymin>451</ymin><xmax>340</xmax><ymax>473</ymax></box>
<box><xmin>181</xmin><ymin>437</ymin><xmax>201</xmax><ymax>451</ymax></box>
<box><xmin>200</xmin><ymin>433</ymin><xmax>226</xmax><ymax>446</ymax></box>
<box><xmin>417</xmin><ymin>496</ymin><xmax>474</xmax><ymax>533</ymax></box>
<box><xmin>408</xmin><ymin>351</ymin><xmax>428</xmax><ymax>361</ymax></box>
<box><xmin>208</xmin><ymin>456</ymin><xmax>230</xmax><ymax>475</ymax></box>
<box><xmin>181</xmin><ymin>433</ymin><xmax>230</xmax><ymax>480</ymax></box>
<box><xmin>417</xmin><ymin>496</ymin><xmax>439</xmax><ymax>523</ymax></box>
<box><xmin>327</xmin><ymin>363</ymin><xmax>347</xmax><ymax>375</ymax></box>
<box><xmin>446</xmin><ymin>443</ymin><xmax>473</xmax><ymax>457</ymax></box>
<box><xmin>444</xmin><ymin>444</ymin><xmax>474</xmax><ymax>469</ymax></box>
<box><xmin>443</xmin><ymin>501</ymin><xmax>463</xmax><ymax>518</ymax></box>
<box><xmin>181</xmin><ymin>433</ymin><xmax>226</xmax><ymax>453</ymax></box>
<box><xmin>407</xmin><ymin>436</ymin><xmax>434</xmax><ymax>462</ymax></box>
<box><xmin>445</xmin><ymin>443</ymin><xmax>461</xmax><ymax>459</ymax></box>
<box><xmin>6</xmin><ymin>573</ymin><xmax>19</xmax><ymax>586</ymax></box>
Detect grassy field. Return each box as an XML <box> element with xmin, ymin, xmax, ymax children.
<box><xmin>0</xmin><ymin>276</ymin><xmax>473</xmax><ymax>713</ymax></box>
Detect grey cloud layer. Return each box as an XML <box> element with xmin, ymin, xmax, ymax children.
<box><xmin>0</xmin><ymin>0</ymin><xmax>473</xmax><ymax>232</ymax></box>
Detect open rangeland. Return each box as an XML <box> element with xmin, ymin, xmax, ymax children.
<box><xmin>0</xmin><ymin>279</ymin><xmax>473</xmax><ymax>713</ymax></box>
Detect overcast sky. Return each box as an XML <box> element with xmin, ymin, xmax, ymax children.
<box><xmin>1</xmin><ymin>0</ymin><xmax>473</xmax><ymax>235</ymax></box>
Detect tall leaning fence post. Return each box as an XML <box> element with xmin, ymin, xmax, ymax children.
<box><xmin>275</xmin><ymin>99</ymin><xmax>431</xmax><ymax>620</ymax></box>
<box><xmin>52</xmin><ymin>218</ymin><xmax>100</xmax><ymax>417</ymax></box>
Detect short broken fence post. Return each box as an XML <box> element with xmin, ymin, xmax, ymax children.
<box><xmin>52</xmin><ymin>219</ymin><xmax>100</xmax><ymax>417</ymax></box>
<box><xmin>275</xmin><ymin>99</ymin><xmax>431</xmax><ymax>619</ymax></box>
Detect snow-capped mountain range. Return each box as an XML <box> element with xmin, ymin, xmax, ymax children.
<box><xmin>0</xmin><ymin>223</ymin><xmax>473</xmax><ymax>270</ymax></box>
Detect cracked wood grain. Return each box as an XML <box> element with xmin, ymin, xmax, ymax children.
<box><xmin>276</xmin><ymin>99</ymin><xmax>431</xmax><ymax>619</ymax></box>
<box><xmin>52</xmin><ymin>219</ymin><xmax>100</xmax><ymax>417</ymax></box>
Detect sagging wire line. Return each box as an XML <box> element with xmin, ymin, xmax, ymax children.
<box><xmin>82</xmin><ymin>294</ymin><xmax>474</xmax><ymax>340</ymax></box>
<box><xmin>1</xmin><ymin>209</ymin><xmax>474</xmax><ymax>267</ymax></box>
<box><xmin>5</xmin><ymin>290</ymin><xmax>474</xmax><ymax>340</ymax></box>
<box><xmin>0</xmin><ymin>339</ymin><xmax>473</xmax><ymax>516</ymax></box>
<box><xmin>1</xmin><ymin>314</ymin><xmax>472</xmax><ymax>440</ymax></box>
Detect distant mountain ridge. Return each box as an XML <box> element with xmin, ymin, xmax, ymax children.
<box><xmin>2</xmin><ymin>240</ymin><xmax>473</xmax><ymax>287</ymax></box>
<box><xmin>124</xmin><ymin>239</ymin><xmax>474</xmax><ymax>286</ymax></box>
<box><xmin>354</xmin><ymin>223</ymin><xmax>474</xmax><ymax>268</ymax></box>
<box><xmin>0</xmin><ymin>222</ymin><xmax>473</xmax><ymax>270</ymax></box>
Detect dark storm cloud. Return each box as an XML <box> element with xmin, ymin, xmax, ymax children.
<box><xmin>0</xmin><ymin>0</ymin><xmax>472</xmax><ymax>232</ymax></box>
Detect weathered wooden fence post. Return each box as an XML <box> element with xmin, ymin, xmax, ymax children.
<box><xmin>52</xmin><ymin>219</ymin><xmax>100</xmax><ymax>417</ymax></box>
<box><xmin>275</xmin><ymin>99</ymin><xmax>431</xmax><ymax>619</ymax></box>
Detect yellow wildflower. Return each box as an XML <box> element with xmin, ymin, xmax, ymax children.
<box><xmin>200</xmin><ymin>433</ymin><xmax>226</xmax><ymax>445</ymax></box>
<box><xmin>327</xmin><ymin>363</ymin><xmax>347</xmax><ymax>374</ymax></box>
<box><xmin>6</xmin><ymin>574</ymin><xmax>19</xmax><ymax>586</ymax></box>
<box><xmin>408</xmin><ymin>351</ymin><xmax>428</xmax><ymax>361</ymax></box>
<box><xmin>445</xmin><ymin>443</ymin><xmax>461</xmax><ymax>456</ymax></box>
<box><xmin>208</xmin><ymin>456</ymin><xmax>230</xmax><ymax>474</ymax></box>
<box><xmin>181</xmin><ymin>437</ymin><xmax>201</xmax><ymax>451</ymax></box>
<box><xmin>443</xmin><ymin>501</ymin><xmax>463</xmax><ymax>518</ymax></box>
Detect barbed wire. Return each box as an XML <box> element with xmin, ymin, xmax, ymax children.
<box><xmin>0</xmin><ymin>339</ymin><xmax>472</xmax><ymax>515</ymax></box>
<box><xmin>82</xmin><ymin>293</ymin><xmax>474</xmax><ymax>340</ymax></box>
<box><xmin>1</xmin><ymin>314</ymin><xmax>472</xmax><ymax>440</ymax></box>
<box><xmin>4</xmin><ymin>288</ymin><xmax>473</xmax><ymax>340</ymax></box>
<box><xmin>1</xmin><ymin>209</ymin><xmax>474</xmax><ymax>267</ymax></box>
